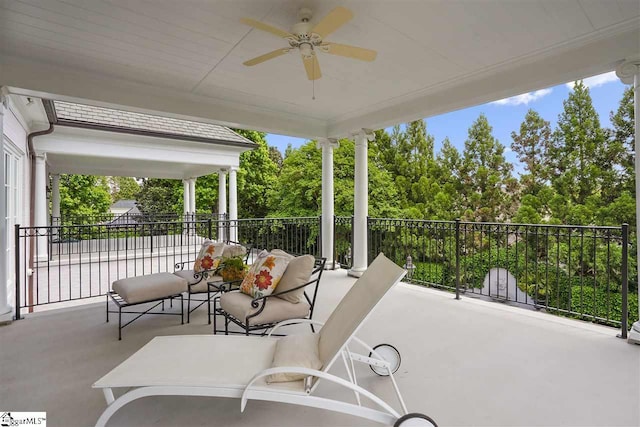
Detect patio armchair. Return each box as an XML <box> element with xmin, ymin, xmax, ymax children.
<box><xmin>174</xmin><ymin>242</ymin><xmax>251</xmax><ymax>323</ymax></box>
<box><xmin>213</xmin><ymin>251</ymin><xmax>326</xmax><ymax>335</ymax></box>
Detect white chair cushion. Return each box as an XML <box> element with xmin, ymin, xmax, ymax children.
<box><xmin>220</xmin><ymin>291</ymin><xmax>310</xmax><ymax>326</ymax></box>
<box><xmin>267</xmin><ymin>332</ymin><xmax>322</xmax><ymax>383</ymax></box>
<box><xmin>112</xmin><ymin>273</ymin><xmax>187</xmax><ymax>304</ymax></box>
<box><xmin>274</xmin><ymin>254</ymin><xmax>315</xmax><ymax>303</ymax></box>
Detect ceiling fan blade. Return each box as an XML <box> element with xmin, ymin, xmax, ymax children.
<box><xmin>240</xmin><ymin>18</ymin><xmax>293</xmax><ymax>38</ymax></box>
<box><xmin>312</xmin><ymin>6</ymin><xmax>353</xmax><ymax>39</ymax></box>
<box><xmin>302</xmin><ymin>55</ymin><xmax>322</xmax><ymax>80</ymax></box>
<box><xmin>243</xmin><ymin>49</ymin><xmax>290</xmax><ymax>66</ymax></box>
<box><xmin>322</xmin><ymin>43</ymin><xmax>377</xmax><ymax>62</ymax></box>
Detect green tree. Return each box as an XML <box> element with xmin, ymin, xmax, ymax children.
<box><xmin>270</xmin><ymin>138</ymin><xmax>401</xmax><ymax>218</ymax></box>
<box><xmin>109</xmin><ymin>176</ymin><xmax>140</xmax><ymax>202</ymax></box>
<box><xmin>136</xmin><ymin>178</ymin><xmax>181</xmax><ymax>214</ymax></box>
<box><xmin>58</xmin><ymin>174</ymin><xmax>112</xmax><ymax>220</ymax></box>
<box><xmin>610</xmin><ymin>87</ymin><xmax>634</xmax><ymax>196</ymax></box>
<box><xmin>268</xmin><ymin>146</ymin><xmax>284</xmax><ymax>170</ymax></box>
<box><xmin>511</xmin><ymin>109</ymin><xmax>552</xmax><ymax>195</ymax></box>
<box><xmin>234</xmin><ymin>129</ymin><xmax>279</xmax><ymax>218</ymax></box>
<box><xmin>549</xmin><ymin>81</ymin><xmax>607</xmax><ymax>214</ymax></box>
<box><xmin>460</xmin><ymin>114</ymin><xmax>516</xmax><ymax>221</ymax></box>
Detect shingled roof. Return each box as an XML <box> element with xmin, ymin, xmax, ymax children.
<box><xmin>45</xmin><ymin>100</ymin><xmax>255</xmax><ymax>147</ymax></box>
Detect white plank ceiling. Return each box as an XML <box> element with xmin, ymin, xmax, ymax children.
<box><xmin>1</xmin><ymin>0</ymin><xmax>639</xmax><ymax>138</ymax></box>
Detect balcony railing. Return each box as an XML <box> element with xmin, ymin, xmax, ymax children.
<box><xmin>14</xmin><ymin>216</ymin><xmax>636</xmax><ymax>337</ymax></box>
<box><xmin>364</xmin><ymin>218</ymin><xmax>635</xmax><ymax>334</ymax></box>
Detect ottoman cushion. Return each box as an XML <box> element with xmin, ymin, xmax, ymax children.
<box><xmin>113</xmin><ymin>273</ymin><xmax>188</xmax><ymax>304</ymax></box>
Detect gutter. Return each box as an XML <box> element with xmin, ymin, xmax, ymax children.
<box><xmin>26</xmin><ymin>122</ymin><xmax>54</xmax><ymax>314</ymax></box>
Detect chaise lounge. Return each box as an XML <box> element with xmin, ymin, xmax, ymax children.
<box><xmin>93</xmin><ymin>254</ymin><xmax>437</xmax><ymax>426</ymax></box>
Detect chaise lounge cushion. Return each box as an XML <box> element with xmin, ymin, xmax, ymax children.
<box><xmin>220</xmin><ymin>291</ymin><xmax>310</xmax><ymax>326</ymax></box>
<box><xmin>112</xmin><ymin>273</ymin><xmax>187</xmax><ymax>304</ymax></box>
<box><xmin>267</xmin><ymin>332</ymin><xmax>322</xmax><ymax>383</ymax></box>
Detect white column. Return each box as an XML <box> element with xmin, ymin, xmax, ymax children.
<box><xmin>317</xmin><ymin>138</ymin><xmax>339</xmax><ymax>269</ymax></box>
<box><xmin>189</xmin><ymin>178</ymin><xmax>196</xmax><ymax>214</ymax></box>
<box><xmin>616</xmin><ymin>56</ymin><xmax>640</xmax><ymax>343</ymax></box>
<box><xmin>51</xmin><ymin>174</ymin><xmax>60</xmax><ymax>221</ymax></box>
<box><xmin>51</xmin><ymin>174</ymin><xmax>60</xmax><ymax>241</ymax></box>
<box><xmin>229</xmin><ymin>167</ymin><xmax>238</xmax><ymax>243</ymax></box>
<box><xmin>34</xmin><ymin>154</ymin><xmax>48</xmax><ymax>261</ymax></box>
<box><xmin>182</xmin><ymin>179</ymin><xmax>190</xmax><ymax>217</ymax></box>
<box><xmin>349</xmin><ymin>129</ymin><xmax>374</xmax><ymax>277</ymax></box>
<box><xmin>0</xmin><ymin>94</ymin><xmax>9</xmax><ymax>316</ymax></box>
<box><xmin>218</xmin><ymin>170</ymin><xmax>227</xmax><ymax>242</ymax></box>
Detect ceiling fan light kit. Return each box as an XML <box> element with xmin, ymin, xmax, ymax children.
<box><xmin>241</xmin><ymin>6</ymin><xmax>377</xmax><ymax>81</ymax></box>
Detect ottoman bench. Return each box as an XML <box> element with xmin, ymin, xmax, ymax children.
<box><xmin>107</xmin><ymin>273</ymin><xmax>188</xmax><ymax>340</ymax></box>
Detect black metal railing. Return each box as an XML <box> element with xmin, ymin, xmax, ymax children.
<box><xmin>15</xmin><ymin>214</ymin><xmax>635</xmax><ymax>337</ymax></box>
<box><xmin>232</xmin><ymin>217</ymin><xmax>321</xmax><ymax>257</ymax></box>
<box><xmin>15</xmin><ymin>219</ymin><xmax>214</xmax><ymax>318</ymax></box>
<box><xmin>334</xmin><ymin>216</ymin><xmax>353</xmax><ymax>269</ymax></box>
<box><xmin>365</xmin><ymin>218</ymin><xmax>635</xmax><ymax>335</ymax></box>
<box><xmin>51</xmin><ymin>212</ymin><xmax>227</xmax><ymax>226</ymax></box>
<box><xmin>49</xmin><ymin>213</ymin><xmax>226</xmax><ymax>256</ymax></box>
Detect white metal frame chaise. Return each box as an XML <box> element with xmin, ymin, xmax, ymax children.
<box><xmin>93</xmin><ymin>253</ymin><xmax>437</xmax><ymax>427</ymax></box>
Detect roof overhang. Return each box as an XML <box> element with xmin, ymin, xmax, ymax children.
<box><xmin>0</xmin><ymin>1</ymin><xmax>638</xmax><ymax>139</ymax></box>
<box><xmin>35</xmin><ymin>126</ymin><xmax>245</xmax><ymax>179</ymax></box>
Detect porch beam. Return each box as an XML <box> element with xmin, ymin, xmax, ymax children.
<box><xmin>349</xmin><ymin>129</ymin><xmax>374</xmax><ymax>277</ymax></box>
<box><xmin>616</xmin><ymin>56</ymin><xmax>640</xmax><ymax>344</ymax></box>
<box><xmin>317</xmin><ymin>138</ymin><xmax>339</xmax><ymax>269</ymax></box>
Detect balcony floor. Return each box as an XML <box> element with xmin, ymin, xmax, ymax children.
<box><xmin>1</xmin><ymin>269</ymin><xmax>638</xmax><ymax>427</ymax></box>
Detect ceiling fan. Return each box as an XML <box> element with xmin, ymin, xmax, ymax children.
<box><xmin>241</xmin><ymin>6</ymin><xmax>377</xmax><ymax>80</ymax></box>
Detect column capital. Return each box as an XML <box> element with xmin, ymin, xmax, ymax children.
<box><xmin>351</xmin><ymin>129</ymin><xmax>375</xmax><ymax>145</ymax></box>
<box><xmin>35</xmin><ymin>153</ymin><xmax>46</xmax><ymax>162</ymax></box>
<box><xmin>616</xmin><ymin>56</ymin><xmax>640</xmax><ymax>84</ymax></box>
<box><xmin>218</xmin><ymin>168</ymin><xmax>228</xmax><ymax>174</ymax></box>
<box><xmin>229</xmin><ymin>166</ymin><xmax>239</xmax><ymax>172</ymax></box>
<box><xmin>316</xmin><ymin>138</ymin><xmax>339</xmax><ymax>150</ymax></box>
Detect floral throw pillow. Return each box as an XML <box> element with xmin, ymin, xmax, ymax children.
<box><xmin>194</xmin><ymin>240</ymin><xmax>225</xmax><ymax>273</ymax></box>
<box><xmin>240</xmin><ymin>250</ymin><xmax>290</xmax><ymax>299</ymax></box>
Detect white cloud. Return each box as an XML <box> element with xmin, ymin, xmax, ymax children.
<box><xmin>566</xmin><ymin>71</ymin><xmax>618</xmax><ymax>89</ymax></box>
<box><xmin>491</xmin><ymin>88</ymin><xmax>552</xmax><ymax>106</ymax></box>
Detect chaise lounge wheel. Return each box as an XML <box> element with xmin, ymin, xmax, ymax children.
<box><xmin>369</xmin><ymin>343</ymin><xmax>401</xmax><ymax>376</ymax></box>
<box><xmin>394</xmin><ymin>413</ymin><xmax>438</xmax><ymax>427</ymax></box>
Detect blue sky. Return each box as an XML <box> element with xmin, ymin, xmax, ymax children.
<box><xmin>265</xmin><ymin>71</ymin><xmax>629</xmax><ymax>174</ymax></box>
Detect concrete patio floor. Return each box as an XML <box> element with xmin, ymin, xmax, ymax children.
<box><xmin>1</xmin><ymin>269</ymin><xmax>638</xmax><ymax>427</ymax></box>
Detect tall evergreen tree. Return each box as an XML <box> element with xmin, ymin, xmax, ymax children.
<box><xmin>511</xmin><ymin>109</ymin><xmax>552</xmax><ymax>195</ymax></box>
<box><xmin>610</xmin><ymin>87</ymin><xmax>635</xmax><ymax>195</ymax></box>
<box><xmin>460</xmin><ymin>114</ymin><xmax>515</xmax><ymax>221</ymax></box>
<box><xmin>549</xmin><ymin>81</ymin><xmax>606</xmax><ymax>210</ymax></box>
